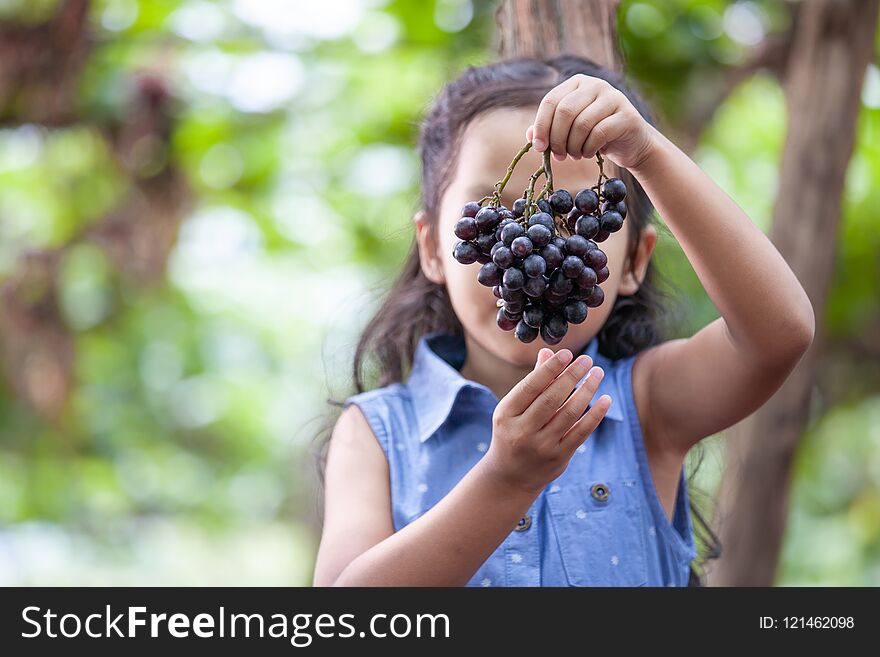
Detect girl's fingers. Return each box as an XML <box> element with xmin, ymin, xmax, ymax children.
<box><xmin>581</xmin><ymin>113</ymin><xmax>628</xmax><ymax>159</ymax></box>
<box><xmin>521</xmin><ymin>354</ymin><xmax>593</xmax><ymax>429</ymax></box>
<box><xmin>501</xmin><ymin>348</ymin><xmax>574</xmax><ymax>417</ymax></box>
<box><xmin>541</xmin><ymin>365</ymin><xmax>605</xmax><ymax>437</ymax></box>
<box><xmin>568</xmin><ymin>98</ymin><xmax>617</xmax><ymax>161</ymax></box>
<box><xmin>525</xmin><ymin>124</ymin><xmax>534</xmax><ymax>143</ymax></box>
<box><xmin>530</xmin><ymin>76</ymin><xmax>580</xmax><ymax>151</ymax></box>
<box><xmin>547</xmin><ymin>89</ymin><xmax>598</xmax><ymax>161</ymax></box>
<box><xmin>536</xmin><ymin>347</ymin><xmax>554</xmax><ymax>367</ymax></box>
<box><xmin>560</xmin><ymin>394</ymin><xmax>612</xmax><ymax>450</ymax></box>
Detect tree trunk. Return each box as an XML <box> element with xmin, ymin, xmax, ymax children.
<box><xmin>709</xmin><ymin>0</ymin><xmax>880</xmax><ymax>587</ymax></box>
<box><xmin>496</xmin><ymin>0</ymin><xmax>621</xmax><ymax>71</ymax></box>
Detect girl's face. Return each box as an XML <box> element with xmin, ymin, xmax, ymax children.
<box><xmin>416</xmin><ymin>107</ymin><xmax>655</xmax><ymax>368</ymax></box>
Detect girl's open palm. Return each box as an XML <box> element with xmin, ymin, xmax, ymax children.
<box><xmin>483</xmin><ymin>347</ymin><xmax>611</xmax><ymax>495</ymax></box>
<box><xmin>526</xmin><ymin>73</ymin><xmax>656</xmax><ymax>171</ymax></box>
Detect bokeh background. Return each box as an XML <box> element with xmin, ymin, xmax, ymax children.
<box><xmin>1</xmin><ymin>0</ymin><xmax>878</xmax><ymax>585</ymax></box>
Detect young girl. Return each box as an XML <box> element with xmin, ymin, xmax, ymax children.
<box><xmin>312</xmin><ymin>55</ymin><xmax>814</xmax><ymax>587</ymax></box>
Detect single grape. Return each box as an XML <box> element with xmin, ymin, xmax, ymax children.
<box><xmin>585</xmin><ymin>285</ymin><xmax>605</xmax><ymax>308</ymax></box>
<box><xmin>475</xmin><ymin>206</ymin><xmax>500</xmax><ymax>232</ymax></box>
<box><xmin>503</xmin><ymin>267</ymin><xmax>525</xmax><ymax>290</ymax></box>
<box><xmin>497</xmin><ymin>308</ymin><xmax>518</xmax><ymax>331</ymax></box>
<box><xmin>594</xmin><ymin>229</ymin><xmax>611</xmax><ymax>242</ymax></box>
<box><xmin>453</xmin><ymin>241</ymin><xmax>479</xmax><ymax>264</ymax></box>
<box><xmin>475</xmin><ymin>233</ymin><xmax>497</xmax><ymax>254</ymax></box>
<box><xmin>545</xmin><ymin>313</ymin><xmax>568</xmax><ymax>339</ymax></box>
<box><xmin>564</xmin><ymin>235</ymin><xmax>590</xmax><ymax>258</ymax></box>
<box><xmin>584</xmin><ymin>248</ymin><xmax>608</xmax><ymax>270</ymax></box>
<box><xmin>512</xmin><ymin>197</ymin><xmax>527</xmax><ymax>218</ymax></box>
<box><xmin>540</xmin><ymin>244</ymin><xmax>564</xmax><ymax>270</ymax></box>
<box><xmin>540</xmin><ymin>323</ymin><xmax>564</xmax><ymax>345</ymax></box>
<box><xmin>602</xmin><ymin>200</ymin><xmax>627</xmax><ymax>219</ymax></box>
<box><xmin>523</xmin><ymin>275</ymin><xmax>547</xmax><ymax>298</ymax></box>
<box><xmin>570</xmin><ymin>285</ymin><xmax>592</xmax><ymax>301</ymax></box>
<box><xmin>511</xmin><ymin>236</ymin><xmax>534</xmax><ymax>258</ymax></box>
<box><xmin>599</xmin><ymin>210</ymin><xmax>624</xmax><ymax>233</ymax></box>
<box><xmin>523</xmin><ymin>254</ymin><xmax>547</xmax><ymax>278</ymax></box>
<box><xmin>596</xmin><ymin>266</ymin><xmax>609</xmax><ymax>284</ymax></box>
<box><xmin>537</xmin><ymin>198</ymin><xmax>552</xmax><ymax>214</ymax></box>
<box><xmin>565</xmin><ymin>208</ymin><xmax>581</xmax><ymax>232</ymax></box>
<box><xmin>602</xmin><ymin>178</ymin><xmax>627</xmax><ymax>203</ymax></box>
<box><xmin>523</xmin><ymin>304</ymin><xmax>544</xmax><ymax>328</ymax></box>
<box><xmin>549</xmin><ymin>270</ymin><xmax>573</xmax><ymax>295</ymax></box>
<box><xmin>501</xmin><ymin>222</ymin><xmax>525</xmax><ymax>246</ymax></box>
<box><xmin>527</xmin><ymin>223</ymin><xmax>552</xmax><ymax>248</ymax></box>
<box><xmin>552</xmin><ymin>236</ymin><xmax>567</xmax><ymax>251</ymax></box>
<box><xmin>500</xmin><ymin>286</ymin><xmax>525</xmax><ymax>304</ymax></box>
<box><xmin>549</xmin><ymin>189</ymin><xmax>574</xmax><ymax>215</ymax></box>
<box><xmin>561</xmin><ymin>255</ymin><xmax>585</xmax><ymax>279</ymax></box>
<box><xmin>527</xmin><ymin>212</ymin><xmax>555</xmax><ymax>231</ymax></box>
<box><xmin>462</xmin><ymin>201</ymin><xmax>481</xmax><ymax>218</ymax></box>
<box><xmin>574</xmin><ymin>188</ymin><xmax>599</xmax><ymax>214</ymax></box>
<box><xmin>477</xmin><ymin>262</ymin><xmax>502</xmax><ymax>287</ymax></box>
<box><xmin>476</xmin><ymin>253</ymin><xmax>492</xmax><ymax>264</ymax></box>
<box><xmin>503</xmin><ymin>300</ymin><xmax>524</xmax><ymax>317</ymax></box>
<box><xmin>454</xmin><ymin>217</ymin><xmax>478</xmax><ymax>240</ymax></box>
<box><xmin>576</xmin><ymin>266</ymin><xmax>597</xmax><ymax>289</ymax></box>
<box><xmin>516</xmin><ymin>320</ymin><xmax>539</xmax><ymax>343</ymax></box>
<box><xmin>499</xmin><ymin>208</ymin><xmax>514</xmax><ymax>221</ymax></box>
<box><xmin>492</xmin><ymin>285</ymin><xmax>502</xmax><ymax>299</ymax></box>
<box><xmin>563</xmin><ymin>300</ymin><xmax>588</xmax><ymax>324</ymax></box>
<box><xmin>492</xmin><ymin>245</ymin><xmax>514</xmax><ymax>269</ymax></box>
<box><xmin>575</xmin><ymin>214</ymin><xmax>600</xmax><ymax>240</ymax></box>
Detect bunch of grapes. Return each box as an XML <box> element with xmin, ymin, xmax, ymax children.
<box><xmin>452</xmin><ymin>145</ymin><xmax>627</xmax><ymax>345</ymax></box>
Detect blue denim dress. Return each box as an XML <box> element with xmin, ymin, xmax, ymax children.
<box><xmin>343</xmin><ymin>331</ymin><xmax>697</xmax><ymax>586</ymax></box>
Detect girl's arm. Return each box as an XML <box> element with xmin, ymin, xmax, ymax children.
<box><xmin>314</xmin><ymin>347</ymin><xmax>610</xmax><ymax>586</ymax></box>
<box><xmin>529</xmin><ymin>74</ymin><xmax>815</xmax><ymax>455</ymax></box>
<box><xmin>626</xmin><ymin>125</ymin><xmax>814</xmax><ymax>452</ymax></box>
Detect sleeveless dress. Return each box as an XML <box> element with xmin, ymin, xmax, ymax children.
<box><xmin>343</xmin><ymin>331</ymin><xmax>698</xmax><ymax>586</ymax></box>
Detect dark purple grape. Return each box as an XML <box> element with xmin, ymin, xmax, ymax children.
<box><xmin>561</xmin><ymin>255</ymin><xmax>585</xmax><ymax>279</ymax></box>
<box><xmin>454</xmin><ymin>217</ymin><xmax>478</xmax><ymax>240</ymax></box>
<box><xmin>503</xmin><ymin>300</ymin><xmax>524</xmax><ymax>317</ymax></box>
<box><xmin>499</xmin><ymin>209</ymin><xmax>514</xmax><ymax>221</ymax></box>
<box><xmin>599</xmin><ymin>210</ymin><xmax>624</xmax><ymax>233</ymax></box>
<box><xmin>490</xmin><ymin>241</ymin><xmax>503</xmax><ymax>256</ymax></box>
<box><xmin>523</xmin><ymin>254</ymin><xmax>547</xmax><ymax>278</ymax></box>
<box><xmin>540</xmin><ymin>244</ymin><xmax>564</xmax><ymax>270</ymax></box>
<box><xmin>570</xmin><ymin>285</ymin><xmax>592</xmax><ymax>301</ymax></box>
<box><xmin>475</xmin><ymin>233</ymin><xmax>496</xmax><ymax>254</ymax></box>
<box><xmin>511</xmin><ymin>236</ymin><xmax>533</xmax><ymax>258</ymax></box>
<box><xmin>540</xmin><ymin>323</ymin><xmax>563</xmax><ymax>345</ymax></box>
<box><xmin>537</xmin><ymin>198</ymin><xmax>552</xmax><ymax>214</ymax></box>
<box><xmin>594</xmin><ymin>229</ymin><xmax>611</xmax><ymax>243</ymax></box>
<box><xmin>495</xmin><ymin>218</ymin><xmax>514</xmax><ymax>241</ymax></box>
<box><xmin>503</xmin><ymin>267</ymin><xmax>525</xmax><ymax>290</ymax></box>
<box><xmin>564</xmin><ymin>235</ymin><xmax>590</xmax><ymax>258</ymax></box>
<box><xmin>475</xmin><ymin>207</ymin><xmax>500</xmax><ymax>232</ymax></box>
<box><xmin>575</xmin><ymin>214</ymin><xmax>600</xmax><ymax>240</ymax></box>
<box><xmin>476</xmin><ymin>253</ymin><xmax>492</xmax><ymax>264</ymax></box>
<box><xmin>523</xmin><ymin>275</ymin><xmax>547</xmax><ymax>298</ymax></box>
<box><xmin>549</xmin><ymin>270</ymin><xmax>573</xmax><ymax>295</ymax></box>
<box><xmin>527</xmin><ymin>224</ymin><xmax>552</xmax><ymax>248</ymax></box>
<box><xmin>602</xmin><ymin>178</ymin><xmax>627</xmax><ymax>203</ymax></box>
<box><xmin>527</xmin><ymin>212</ymin><xmax>554</xmax><ymax>231</ymax></box>
<box><xmin>515</xmin><ymin>320</ymin><xmax>539</xmax><ymax>343</ymax></box>
<box><xmin>497</xmin><ymin>308</ymin><xmax>518</xmax><ymax>331</ymax></box>
<box><xmin>563</xmin><ymin>300</ymin><xmax>588</xmax><ymax>324</ymax></box>
<box><xmin>512</xmin><ymin>197</ymin><xmax>527</xmax><ymax>218</ymax></box>
<box><xmin>576</xmin><ymin>266</ymin><xmax>597</xmax><ymax>289</ymax></box>
<box><xmin>500</xmin><ymin>286</ymin><xmax>525</xmax><ymax>304</ymax></box>
<box><xmin>596</xmin><ymin>266</ymin><xmax>609</xmax><ymax>284</ymax></box>
<box><xmin>602</xmin><ymin>200</ymin><xmax>627</xmax><ymax>219</ymax></box>
<box><xmin>477</xmin><ymin>262</ymin><xmax>502</xmax><ymax>287</ymax></box>
<box><xmin>523</xmin><ymin>304</ymin><xmax>544</xmax><ymax>328</ymax></box>
<box><xmin>584</xmin><ymin>248</ymin><xmax>608</xmax><ymax>270</ymax></box>
<box><xmin>492</xmin><ymin>285</ymin><xmax>503</xmax><ymax>299</ymax></box>
<box><xmin>492</xmin><ymin>246</ymin><xmax>514</xmax><ymax>268</ymax></box>
<box><xmin>575</xmin><ymin>188</ymin><xmax>599</xmax><ymax>214</ymax></box>
<box><xmin>501</xmin><ymin>222</ymin><xmax>525</xmax><ymax>246</ymax></box>
<box><xmin>585</xmin><ymin>285</ymin><xmax>605</xmax><ymax>308</ymax></box>
<box><xmin>552</xmin><ymin>236</ymin><xmax>566</xmax><ymax>251</ymax></box>
<box><xmin>453</xmin><ymin>241</ymin><xmax>479</xmax><ymax>264</ymax></box>
<box><xmin>549</xmin><ymin>189</ymin><xmax>574</xmax><ymax>215</ymax></box>
<box><xmin>565</xmin><ymin>209</ymin><xmax>581</xmax><ymax>232</ymax></box>
<box><xmin>462</xmin><ymin>201</ymin><xmax>481</xmax><ymax>218</ymax></box>
<box><xmin>545</xmin><ymin>313</ymin><xmax>568</xmax><ymax>339</ymax></box>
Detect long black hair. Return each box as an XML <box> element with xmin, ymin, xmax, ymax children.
<box><xmin>314</xmin><ymin>54</ymin><xmax>721</xmax><ymax>585</ymax></box>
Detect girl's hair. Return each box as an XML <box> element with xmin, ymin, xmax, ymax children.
<box><xmin>314</xmin><ymin>54</ymin><xmax>721</xmax><ymax>586</ymax></box>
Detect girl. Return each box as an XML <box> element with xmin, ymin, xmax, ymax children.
<box><xmin>312</xmin><ymin>55</ymin><xmax>814</xmax><ymax>587</ymax></box>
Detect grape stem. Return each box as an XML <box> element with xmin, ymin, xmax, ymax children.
<box><xmin>490</xmin><ymin>141</ymin><xmax>533</xmax><ymax>207</ymax></box>
<box><xmin>537</xmin><ymin>149</ymin><xmax>554</xmax><ymax>200</ymax></box>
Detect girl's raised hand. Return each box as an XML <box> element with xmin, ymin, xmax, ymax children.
<box><xmin>483</xmin><ymin>347</ymin><xmax>612</xmax><ymax>495</ymax></box>
<box><xmin>525</xmin><ymin>73</ymin><xmax>656</xmax><ymax>171</ymax></box>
